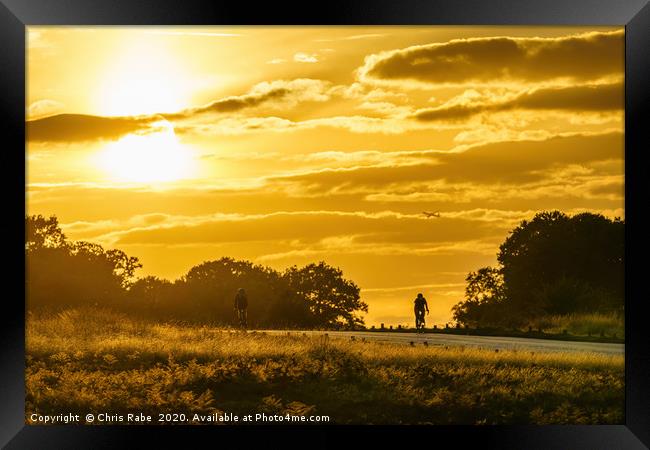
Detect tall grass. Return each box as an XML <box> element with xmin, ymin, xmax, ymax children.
<box><xmin>527</xmin><ymin>312</ymin><xmax>623</xmax><ymax>337</ymax></box>
<box><xmin>26</xmin><ymin>307</ymin><xmax>624</xmax><ymax>425</ymax></box>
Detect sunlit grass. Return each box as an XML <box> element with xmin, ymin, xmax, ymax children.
<box><xmin>527</xmin><ymin>312</ymin><xmax>623</xmax><ymax>337</ymax></box>
<box><xmin>26</xmin><ymin>307</ymin><xmax>624</xmax><ymax>425</ymax></box>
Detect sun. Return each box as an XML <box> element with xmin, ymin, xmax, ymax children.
<box><xmin>97</xmin><ymin>121</ymin><xmax>196</xmax><ymax>183</ymax></box>
<box><xmin>95</xmin><ymin>38</ymin><xmax>193</xmax><ymax>117</ymax></box>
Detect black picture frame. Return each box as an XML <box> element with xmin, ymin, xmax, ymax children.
<box><xmin>2</xmin><ymin>0</ymin><xmax>649</xmax><ymax>447</ymax></box>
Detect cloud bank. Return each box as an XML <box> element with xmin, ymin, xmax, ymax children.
<box><xmin>413</xmin><ymin>82</ymin><xmax>623</xmax><ymax>122</ymax></box>
<box><xmin>27</xmin><ymin>114</ymin><xmax>157</xmax><ymax>143</ymax></box>
<box><xmin>359</xmin><ymin>31</ymin><xmax>623</xmax><ymax>86</ymax></box>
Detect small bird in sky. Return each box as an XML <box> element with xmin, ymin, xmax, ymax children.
<box><xmin>422</xmin><ymin>211</ymin><xmax>440</xmax><ymax>218</ymax></box>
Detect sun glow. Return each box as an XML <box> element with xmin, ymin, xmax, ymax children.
<box><xmin>95</xmin><ymin>39</ymin><xmax>193</xmax><ymax>117</ymax></box>
<box><xmin>97</xmin><ymin>122</ymin><xmax>196</xmax><ymax>183</ymax></box>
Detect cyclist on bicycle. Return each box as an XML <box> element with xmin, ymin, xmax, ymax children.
<box><xmin>234</xmin><ymin>288</ymin><xmax>248</xmax><ymax>329</ymax></box>
<box><xmin>414</xmin><ymin>293</ymin><xmax>429</xmax><ymax>331</ymax></box>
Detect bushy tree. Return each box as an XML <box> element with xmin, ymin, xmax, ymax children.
<box><xmin>26</xmin><ymin>215</ymin><xmax>142</xmax><ymax>309</ymax></box>
<box><xmin>26</xmin><ymin>215</ymin><xmax>369</xmax><ymax>329</ymax></box>
<box><xmin>498</xmin><ymin>211</ymin><xmax>623</xmax><ymax>315</ymax></box>
<box><xmin>284</xmin><ymin>261</ymin><xmax>367</xmax><ymax>328</ymax></box>
<box><xmin>179</xmin><ymin>257</ymin><xmax>283</xmax><ymax>325</ymax></box>
<box><xmin>26</xmin><ymin>215</ymin><xmax>67</xmax><ymax>251</ymax></box>
<box><xmin>127</xmin><ymin>276</ymin><xmax>175</xmax><ymax>315</ymax></box>
<box><xmin>452</xmin><ymin>267</ymin><xmax>510</xmax><ymax>327</ymax></box>
<box><xmin>173</xmin><ymin>259</ymin><xmax>366</xmax><ymax>328</ymax></box>
<box><xmin>453</xmin><ymin>211</ymin><xmax>624</xmax><ymax>327</ymax></box>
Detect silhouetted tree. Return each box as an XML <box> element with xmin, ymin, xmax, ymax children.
<box><xmin>179</xmin><ymin>257</ymin><xmax>284</xmax><ymax>325</ymax></box>
<box><xmin>26</xmin><ymin>214</ymin><xmax>67</xmax><ymax>251</ymax></box>
<box><xmin>26</xmin><ymin>215</ymin><xmax>369</xmax><ymax>329</ymax></box>
<box><xmin>284</xmin><ymin>261</ymin><xmax>367</xmax><ymax>328</ymax></box>
<box><xmin>26</xmin><ymin>215</ymin><xmax>142</xmax><ymax>310</ymax></box>
<box><xmin>127</xmin><ymin>276</ymin><xmax>175</xmax><ymax>315</ymax></box>
<box><xmin>498</xmin><ymin>211</ymin><xmax>623</xmax><ymax>316</ymax></box>
<box><xmin>268</xmin><ymin>292</ymin><xmax>314</xmax><ymax>328</ymax></box>
<box><xmin>452</xmin><ymin>267</ymin><xmax>509</xmax><ymax>328</ymax></box>
<box><xmin>453</xmin><ymin>211</ymin><xmax>624</xmax><ymax>327</ymax></box>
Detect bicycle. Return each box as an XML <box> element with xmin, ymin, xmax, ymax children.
<box><xmin>236</xmin><ymin>308</ymin><xmax>248</xmax><ymax>330</ymax></box>
<box><xmin>415</xmin><ymin>310</ymin><xmax>426</xmax><ymax>332</ymax></box>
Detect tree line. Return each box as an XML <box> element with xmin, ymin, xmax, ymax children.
<box><xmin>26</xmin><ymin>215</ymin><xmax>368</xmax><ymax>328</ymax></box>
<box><xmin>452</xmin><ymin>211</ymin><xmax>624</xmax><ymax>328</ymax></box>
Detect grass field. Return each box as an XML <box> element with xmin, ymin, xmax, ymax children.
<box><xmin>526</xmin><ymin>312</ymin><xmax>624</xmax><ymax>338</ymax></box>
<box><xmin>26</xmin><ymin>308</ymin><xmax>624</xmax><ymax>425</ymax></box>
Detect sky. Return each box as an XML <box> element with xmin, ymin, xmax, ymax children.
<box><xmin>26</xmin><ymin>26</ymin><xmax>624</xmax><ymax>327</ymax></box>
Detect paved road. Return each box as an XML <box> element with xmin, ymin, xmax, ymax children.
<box><xmin>259</xmin><ymin>330</ymin><xmax>624</xmax><ymax>356</ymax></box>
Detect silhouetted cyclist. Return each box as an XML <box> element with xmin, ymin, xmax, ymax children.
<box><xmin>414</xmin><ymin>293</ymin><xmax>429</xmax><ymax>331</ymax></box>
<box><xmin>234</xmin><ymin>288</ymin><xmax>248</xmax><ymax>329</ymax></box>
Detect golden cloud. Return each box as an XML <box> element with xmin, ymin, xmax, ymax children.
<box><xmin>27</xmin><ymin>79</ymin><xmax>337</xmax><ymax>142</ymax></box>
<box><xmin>83</xmin><ymin>209</ymin><xmax>505</xmax><ymax>247</ymax></box>
<box><xmin>27</xmin><ymin>114</ymin><xmax>159</xmax><ymax>143</ymax></box>
<box><xmin>269</xmin><ymin>132</ymin><xmax>623</xmax><ymax>193</ymax></box>
<box><xmin>359</xmin><ymin>30</ymin><xmax>623</xmax><ymax>87</ymax></box>
<box><xmin>167</xmin><ymin>78</ymin><xmax>333</xmax><ymax>119</ymax></box>
<box><xmin>414</xmin><ymin>82</ymin><xmax>623</xmax><ymax>122</ymax></box>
